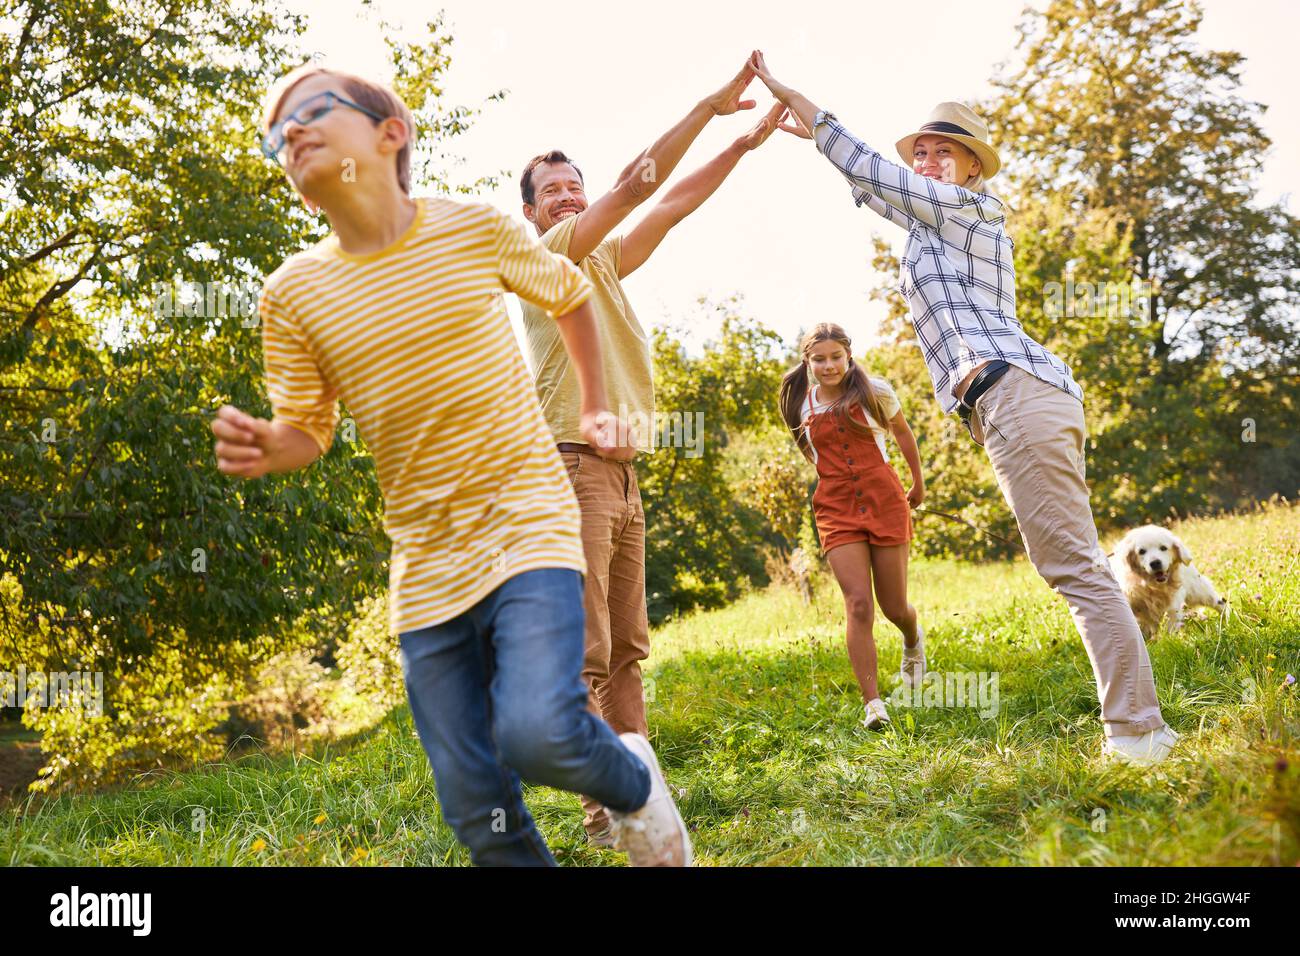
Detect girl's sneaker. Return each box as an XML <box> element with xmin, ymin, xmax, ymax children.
<box><xmin>900</xmin><ymin>620</ymin><xmax>926</xmax><ymax>690</ymax></box>
<box><xmin>863</xmin><ymin>697</ymin><xmax>891</xmax><ymax>730</ymax></box>
<box><xmin>608</xmin><ymin>733</ymin><xmax>692</xmax><ymax>866</ymax></box>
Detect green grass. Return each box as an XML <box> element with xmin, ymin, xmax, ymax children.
<box><xmin>3</xmin><ymin>504</ymin><xmax>1298</xmax><ymax>866</ymax></box>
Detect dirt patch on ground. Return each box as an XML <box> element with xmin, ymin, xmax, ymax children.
<box><xmin>0</xmin><ymin>742</ymin><xmax>44</xmax><ymax>800</ymax></box>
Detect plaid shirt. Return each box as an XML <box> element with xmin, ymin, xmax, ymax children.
<box><xmin>815</xmin><ymin>116</ymin><xmax>1083</xmax><ymax>414</ymax></box>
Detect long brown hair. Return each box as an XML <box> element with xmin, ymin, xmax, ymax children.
<box><xmin>779</xmin><ymin>323</ymin><xmax>895</xmax><ymax>464</ymax></box>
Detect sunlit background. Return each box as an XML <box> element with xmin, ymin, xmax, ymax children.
<box><xmin>284</xmin><ymin>0</ymin><xmax>1296</xmax><ymax>357</ymax></box>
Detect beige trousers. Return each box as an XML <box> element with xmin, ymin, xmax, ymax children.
<box><xmin>970</xmin><ymin>366</ymin><xmax>1165</xmax><ymax>737</ymax></box>
<box><xmin>560</xmin><ymin>451</ymin><xmax>651</xmax><ymax>837</ymax></box>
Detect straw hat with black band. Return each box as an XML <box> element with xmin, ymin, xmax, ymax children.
<box><xmin>895</xmin><ymin>102</ymin><xmax>1001</xmax><ymax>181</ymax></box>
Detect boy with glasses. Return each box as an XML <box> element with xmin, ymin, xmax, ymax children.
<box><xmin>212</xmin><ymin>64</ymin><xmax>691</xmax><ymax>865</ymax></box>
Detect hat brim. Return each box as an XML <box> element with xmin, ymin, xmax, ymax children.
<box><xmin>895</xmin><ymin>131</ymin><xmax>1001</xmax><ymax>181</ymax></box>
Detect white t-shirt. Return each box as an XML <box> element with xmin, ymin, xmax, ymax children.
<box><xmin>805</xmin><ymin>376</ymin><xmax>902</xmax><ymax>465</ymax></box>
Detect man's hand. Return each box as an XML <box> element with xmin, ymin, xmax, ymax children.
<box><xmin>581</xmin><ymin>409</ymin><xmax>638</xmax><ymax>461</ymax></box>
<box><xmin>212</xmin><ymin>405</ymin><xmax>277</xmax><ymax>478</ymax></box>
<box><xmin>704</xmin><ymin>60</ymin><xmax>758</xmax><ymax>116</ymax></box>
<box><xmin>733</xmin><ymin>102</ymin><xmax>788</xmax><ymax>151</ymax></box>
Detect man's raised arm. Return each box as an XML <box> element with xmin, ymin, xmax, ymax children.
<box><xmin>619</xmin><ymin>102</ymin><xmax>787</xmax><ymax>279</ymax></box>
<box><xmin>563</xmin><ymin>60</ymin><xmax>758</xmax><ymax>263</ymax></box>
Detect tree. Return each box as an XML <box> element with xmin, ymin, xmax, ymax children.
<box><xmin>637</xmin><ymin>299</ymin><xmax>788</xmax><ymax>619</ymax></box>
<box><xmin>988</xmin><ymin>0</ymin><xmax>1299</xmax><ymax>369</ymax></box>
<box><xmin>980</xmin><ymin>0</ymin><xmax>1300</xmax><ymax>517</ymax></box>
<box><xmin>0</xmin><ymin>0</ymin><xmax>500</xmax><ymax>788</ymax></box>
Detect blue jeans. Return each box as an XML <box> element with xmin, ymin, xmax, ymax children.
<box><xmin>398</xmin><ymin>567</ymin><xmax>651</xmax><ymax>866</ymax></box>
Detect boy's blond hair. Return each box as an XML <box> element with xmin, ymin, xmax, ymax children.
<box><xmin>262</xmin><ymin>64</ymin><xmax>416</xmax><ymax>194</ymax></box>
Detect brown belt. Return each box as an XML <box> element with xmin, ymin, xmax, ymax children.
<box><xmin>558</xmin><ymin>442</ymin><xmax>639</xmax><ymax>464</ymax></box>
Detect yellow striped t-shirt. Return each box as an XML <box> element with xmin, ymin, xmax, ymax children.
<box><xmin>259</xmin><ymin>198</ymin><xmax>593</xmax><ymax>636</ymax></box>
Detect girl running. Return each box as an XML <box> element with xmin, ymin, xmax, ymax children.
<box><xmin>780</xmin><ymin>323</ymin><xmax>926</xmax><ymax>729</ymax></box>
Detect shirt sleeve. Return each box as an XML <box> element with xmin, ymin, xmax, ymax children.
<box><xmin>495</xmin><ymin>209</ymin><xmax>593</xmax><ymax>318</ymax></box>
<box><xmin>872</xmin><ymin>377</ymin><xmax>902</xmax><ymax>421</ymax></box>
<box><xmin>815</xmin><ymin>116</ymin><xmax>1004</xmax><ymax>233</ymax></box>
<box><xmin>851</xmin><ymin>185</ymin><xmax>914</xmax><ymax>230</ymax></box>
<box><xmin>603</xmin><ymin>235</ymin><xmax>622</xmax><ymax>275</ymax></box>
<box><xmin>259</xmin><ymin>280</ymin><xmax>340</xmax><ymax>455</ymax></box>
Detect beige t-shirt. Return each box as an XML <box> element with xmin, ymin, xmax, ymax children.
<box><xmin>519</xmin><ymin>214</ymin><xmax>655</xmax><ymax>451</ymax></box>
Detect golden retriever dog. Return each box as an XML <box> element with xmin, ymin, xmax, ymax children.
<box><xmin>1108</xmin><ymin>525</ymin><xmax>1229</xmax><ymax>639</ymax></box>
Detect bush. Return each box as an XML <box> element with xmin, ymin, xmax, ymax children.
<box><xmin>24</xmin><ymin>645</ymin><xmax>237</xmax><ymax>793</ymax></box>
<box><xmin>335</xmin><ymin>593</ymin><xmax>404</xmax><ymax>714</ymax></box>
<box><xmin>223</xmin><ymin>649</ymin><xmax>333</xmax><ymax>749</ymax></box>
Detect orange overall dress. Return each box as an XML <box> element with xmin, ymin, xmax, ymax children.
<box><xmin>803</xmin><ymin>390</ymin><xmax>913</xmax><ymax>554</ymax></box>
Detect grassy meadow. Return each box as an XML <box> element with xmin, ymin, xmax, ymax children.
<box><xmin>2</xmin><ymin>503</ymin><xmax>1297</xmax><ymax>866</ymax></box>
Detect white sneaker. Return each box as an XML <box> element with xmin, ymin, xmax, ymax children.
<box><xmin>863</xmin><ymin>697</ymin><xmax>891</xmax><ymax>730</ymax></box>
<box><xmin>1104</xmin><ymin>725</ymin><xmax>1180</xmax><ymax>766</ymax></box>
<box><xmin>900</xmin><ymin>621</ymin><xmax>926</xmax><ymax>690</ymax></box>
<box><xmin>607</xmin><ymin>733</ymin><xmax>692</xmax><ymax>866</ymax></box>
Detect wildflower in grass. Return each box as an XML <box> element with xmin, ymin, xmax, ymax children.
<box><xmin>314</xmin><ymin>813</ymin><xmax>327</xmax><ymax>825</ymax></box>
<box><xmin>1283</xmin><ymin>674</ymin><xmax>1295</xmax><ymax>688</ymax></box>
<box><xmin>251</xmin><ymin>838</ymin><xmax>267</xmax><ymax>853</ymax></box>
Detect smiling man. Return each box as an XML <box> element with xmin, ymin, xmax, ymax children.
<box><xmin>518</xmin><ymin>62</ymin><xmax>787</xmax><ymax>846</ymax></box>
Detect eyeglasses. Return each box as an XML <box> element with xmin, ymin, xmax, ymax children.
<box><xmin>261</xmin><ymin>91</ymin><xmax>386</xmax><ymax>164</ymax></box>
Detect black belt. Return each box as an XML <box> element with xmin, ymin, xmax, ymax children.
<box><xmin>957</xmin><ymin>361</ymin><xmax>1011</xmax><ymax>431</ymax></box>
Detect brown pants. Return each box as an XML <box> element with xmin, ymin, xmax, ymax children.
<box><xmin>560</xmin><ymin>450</ymin><xmax>651</xmax><ymax>836</ymax></box>
<box><xmin>970</xmin><ymin>366</ymin><xmax>1165</xmax><ymax>738</ymax></box>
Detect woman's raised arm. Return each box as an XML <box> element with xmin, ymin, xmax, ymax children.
<box><xmin>748</xmin><ymin>50</ymin><xmax>999</xmax><ymax>233</ymax></box>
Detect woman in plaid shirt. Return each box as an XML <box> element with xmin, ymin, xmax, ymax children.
<box><xmin>748</xmin><ymin>50</ymin><xmax>1179</xmax><ymax>767</ymax></box>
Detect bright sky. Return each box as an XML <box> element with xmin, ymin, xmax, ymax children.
<box><xmin>286</xmin><ymin>0</ymin><xmax>1298</xmax><ymax>357</ymax></box>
